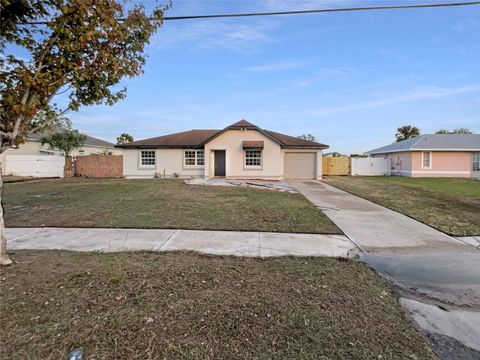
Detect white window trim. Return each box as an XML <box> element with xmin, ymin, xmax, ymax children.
<box><xmin>244</xmin><ymin>149</ymin><xmax>263</xmax><ymax>169</ymax></box>
<box><xmin>473</xmin><ymin>152</ymin><xmax>480</xmax><ymax>172</ymax></box>
<box><xmin>183</xmin><ymin>150</ymin><xmax>205</xmax><ymax>168</ymax></box>
<box><xmin>421</xmin><ymin>151</ymin><xmax>432</xmax><ymax>169</ymax></box>
<box><xmin>139</xmin><ymin>150</ymin><xmax>156</xmax><ymax>169</ymax></box>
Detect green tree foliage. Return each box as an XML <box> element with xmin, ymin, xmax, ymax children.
<box><xmin>298</xmin><ymin>134</ymin><xmax>316</xmax><ymax>142</ymax></box>
<box><xmin>436</xmin><ymin>128</ymin><xmax>473</xmax><ymax>134</ymax></box>
<box><xmin>116</xmin><ymin>132</ymin><xmax>134</xmax><ymax>144</ymax></box>
<box><xmin>395</xmin><ymin>125</ymin><xmax>420</xmax><ymax>142</ymax></box>
<box><xmin>0</xmin><ymin>0</ymin><xmax>168</xmax><ymax>264</ymax></box>
<box><xmin>40</xmin><ymin>130</ymin><xmax>86</xmax><ymax>157</ymax></box>
<box><xmin>0</xmin><ymin>0</ymin><xmax>168</xmax><ymax>151</ymax></box>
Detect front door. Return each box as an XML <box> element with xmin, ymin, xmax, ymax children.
<box><xmin>214</xmin><ymin>150</ymin><xmax>226</xmax><ymax>177</ymax></box>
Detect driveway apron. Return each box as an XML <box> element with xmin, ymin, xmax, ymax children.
<box><xmin>291</xmin><ymin>180</ymin><xmax>480</xmax><ymax>360</ymax></box>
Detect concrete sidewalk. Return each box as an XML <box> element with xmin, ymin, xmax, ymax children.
<box><xmin>6</xmin><ymin>227</ymin><xmax>356</xmax><ymax>258</ymax></box>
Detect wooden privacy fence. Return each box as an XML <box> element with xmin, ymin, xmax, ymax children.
<box><xmin>322</xmin><ymin>157</ymin><xmax>350</xmax><ymax>176</ymax></box>
<box><xmin>75</xmin><ymin>155</ymin><xmax>123</xmax><ymax>178</ymax></box>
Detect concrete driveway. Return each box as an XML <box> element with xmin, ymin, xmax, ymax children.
<box><xmin>291</xmin><ymin>180</ymin><xmax>469</xmax><ymax>253</ymax></box>
<box><xmin>291</xmin><ymin>180</ymin><xmax>480</xmax><ymax>360</ymax></box>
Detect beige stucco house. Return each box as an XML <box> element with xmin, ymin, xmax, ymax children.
<box><xmin>0</xmin><ymin>130</ymin><xmax>121</xmax><ymax>174</ymax></box>
<box><xmin>366</xmin><ymin>134</ymin><xmax>480</xmax><ymax>178</ymax></box>
<box><xmin>116</xmin><ymin>120</ymin><xmax>329</xmax><ymax>180</ymax></box>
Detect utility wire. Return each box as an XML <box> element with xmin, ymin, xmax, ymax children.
<box><xmin>18</xmin><ymin>1</ymin><xmax>480</xmax><ymax>25</ymax></box>
<box><xmin>164</xmin><ymin>1</ymin><xmax>480</xmax><ymax>21</ymax></box>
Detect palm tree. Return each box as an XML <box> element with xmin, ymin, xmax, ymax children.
<box><xmin>395</xmin><ymin>125</ymin><xmax>420</xmax><ymax>142</ymax></box>
<box><xmin>116</xmin><ymin>132</ymin><xmax>134</xmax><ymax>144</ymax></box>
<box><xmin>40</xmin><ymin>130</ymin><xmax>86</xmax><ymax>177</ymax></box>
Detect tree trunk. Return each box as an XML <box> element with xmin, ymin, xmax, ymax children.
<box><xmin>64</xmin><ymin>156</ymin><xmax>75</xmax><ymax>178</ymax></box>
<box><xmin>0</xmin><ymin>164</ymin><xmax>13</xmax><ymax>266</ymax></box>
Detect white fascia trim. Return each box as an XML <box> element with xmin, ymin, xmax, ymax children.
<box><xmin>394</xmin><ymin>170</ymin><xmax>471</xmax><ymax>174</ymax></box>
<box><xmin>412</xmin><ymin>170</ymin><xmax>471</xmax><ymax>174</ymax></box>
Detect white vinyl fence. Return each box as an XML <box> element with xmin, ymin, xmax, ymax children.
<box><xmin>351</xmin><ymin>157</ymin><xmax>390</xmax><ymax>176</ymax></box>
<box><xmin>5</xmin><ymin>155</ymin><xmax>64</xmax><ymax>177</ymax></box>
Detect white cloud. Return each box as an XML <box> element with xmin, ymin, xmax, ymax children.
<box><xmin>296</xmin><ymin>67</ymin><xmax>353</xmax><ymax>87</ymax></box>
<box><xmin>453</xmin><ymin>19</ymin><xmax>480</xmax><ymax>34</ymax></box>
<box><xmin>149</xmin><ymin>18</ymin><xmax>278</xmax><ymax>53</ymax></box>
<box><xmin>308</xmin><ymin>84</ymin><xmax>480</xmax><ymax>116</ymax></box>
<box><xmin>243</xmin><ymin>61</ymin><xmax>306</xmax><ymax>72</ymax></box>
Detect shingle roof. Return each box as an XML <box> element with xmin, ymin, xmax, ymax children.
<box><xmin>366</xmin><ymin>134</ymin><xmax>480</xmax><ymax>154</ymax></box>
<box><xmin>117</xmin><ymin>121</ymin><xmax>329</xmax><ymax>149</ymax></box>
<box><xmin>242</xmin><ymin>141</ymin><xmax>264</xmax><ymax>148</ymax></box>
<box><xmin>29</xmin><ymin>129</ymin><xmax>115</xmax><ymax>148</ymax></box>
<box><xmin>119</xmin><ymin>130</ymin><xmax>219</xmax><ymax>149</ymax></box>
<box><xmin>262</xmin><ymin>130</ymin><xmax>328</xmax><ymax>148</ymax></box>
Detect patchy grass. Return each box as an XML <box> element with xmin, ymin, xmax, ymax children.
<box><xmin>3</xmin><ymin>178</ymin><xmax>340</xmax><ymax>234</ymax></box>
<box><xmin>325</xmin><ymin>176</ymin><xmax>480</xmax><ymax>236</ymax></box>
<box><xmin>0</xmin><ymin>251</ymin><xmax>436</xmax><ymax>359</ymax></box>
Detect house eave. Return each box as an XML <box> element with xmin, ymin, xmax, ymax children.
<box><xmin>367</xmin><ymin>148</ymin><xmax>480</xmax><ymax>155</ymax></box>
<box><xmin>283</xmin><ymin>145</ymin><xmax>329</xmax><ymax>150</ymax></box>
<box><xmin>115</xmin><ymin>144</ymin><xmax>204</xmax><ymax>149</ymax></box>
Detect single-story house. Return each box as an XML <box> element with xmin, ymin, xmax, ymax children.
<box><xmin>0</xmin><ymin>129</ymin><xmax>121</xmax><ymax>174</ymax></box>
<box><xmin>365</xmin><ymin>134</ymin><xmax>480</xmax><ymax>178</ymax></box>
<box><xmin>116</xmin><ymin>120</ymin><xmax>329</xmax><ymax>180</ymax></box>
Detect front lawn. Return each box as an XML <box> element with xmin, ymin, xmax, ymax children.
<box><xmin>3</xmin><ymin>178</ymin><xmax>340</xmax><ymax>234</ymax></box>
<box><xmin>325</xmin><ymin>176</ymin><xmax>480</xmax><ymax>236</ymax></box>
<box><xmin>0</xmin><ymin>251</ymin><xmax>435</xmax><ymax>359</ymax></box>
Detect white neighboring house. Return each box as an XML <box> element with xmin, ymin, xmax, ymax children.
<box><xmin>1</xmin><ymin>129</ymin><xmax>122</xmax><ymax>175</ymax></box>
<box><xmin>116</xmin><ymin>120</ymin><xmax>329</xmax><ymax>180</ymax></box>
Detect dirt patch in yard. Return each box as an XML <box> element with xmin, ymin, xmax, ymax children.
<box><xmin>0</xmin><ymin>251</ymin><xmax>436</xmax><ymax>359</ymax></box>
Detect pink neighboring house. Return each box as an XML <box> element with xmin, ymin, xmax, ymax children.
<box><xmin>366</xmin><ymin>134</ymin><xmax>480</xmax><ymax>178</ymax></box>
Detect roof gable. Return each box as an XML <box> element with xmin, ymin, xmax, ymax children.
<box><xmin>227</xmin><ymin>119</ymin><xmax>257</xmax><ymax>128</ymax></box>
<box><xmin>116</xmin><ymin>120</ymin><xmax>329</xmax><ymax>149</ymax></box>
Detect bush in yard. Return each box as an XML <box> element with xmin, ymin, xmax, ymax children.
<box><xmin>40</xmin><ymin>130</ymin><xmax>87</xmax><ymax>177</ymax></box>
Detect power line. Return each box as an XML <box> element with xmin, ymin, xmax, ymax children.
<box><xmin>18</xmin><ymin>1</ymin><xmax>480</xmax><ymax>25</ymax></box>
<box><xmin>164</xmin><ymin>1</ymin><xmax>480</xmax><ymax>21</ymax></box>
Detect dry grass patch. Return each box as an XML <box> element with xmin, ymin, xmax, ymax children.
<box><xmin>0</xmin><ymin>251</ymin><xmax>435</xmax><ymax>359</ymax></box>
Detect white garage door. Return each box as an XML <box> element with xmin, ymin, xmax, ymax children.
<box><xmin>284</xmin><ymin>152</ymin><xmax>316</xmax><ymax>179</ymax></box>
<box><xmin>5</xmin><ymin>155</ymin><xmax>65</xmax><ymax>177</ymax></box>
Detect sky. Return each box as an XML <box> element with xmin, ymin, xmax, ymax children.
<box><xmin>41</xmin><ymin>1</ymin><xmax>480</xmax><ymax>153</ymax></box>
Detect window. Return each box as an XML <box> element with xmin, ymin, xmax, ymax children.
<box><xmin>422</xmin><ymin>151</ymin><xmax>431</xmax><ymax>169</ymax></box>
<box><xmin>78</xmin><ymin>150</ymin><xmax>85</xmax><ymax>156</ymax></box>
<box><xmin>245</xmin><ymin>149</ymin><xmax>262</xmax><ymax>167</ymax></box>
<box><xmin>140</xmin><ymin>150</ymin><xmax>156</xmax><ymax>166</ymax></box>
<box><xmin>184</xmin><ymin>150</ymin><xmax>204</xmax><ymax>166</ymax></box>
<box><xmin>473</xmin><ymin>152</ymin><xmax>480</xmax><ymax>172</ymax></box>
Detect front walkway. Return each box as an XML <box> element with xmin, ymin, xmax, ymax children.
<box><xmin>6</xmin><ymin>227</ymin><xmax>356</xmax><ymax>258</ymax></box>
